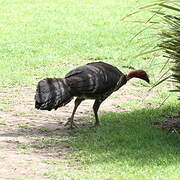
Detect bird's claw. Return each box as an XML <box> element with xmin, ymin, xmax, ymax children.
<box><xmin>64</xmin><ymin>118</ymin><xmax>78</xmax><ymax>128</ymax></box>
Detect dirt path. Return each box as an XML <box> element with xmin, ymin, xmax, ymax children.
<box><xmin>0</xmin><ymin>84</ymin><xmax>151</xmax><ymax>180</ymax></box>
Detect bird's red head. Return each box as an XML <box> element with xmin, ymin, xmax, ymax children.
<box><xmin>127</xmin><ymin>70</ymin><xmax>150</xmax><ymax>83</ymax></box>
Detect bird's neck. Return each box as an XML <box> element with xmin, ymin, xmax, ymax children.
<box><xmin>127</xmin><ymin>70</ymin><xmax>142</xmax><ymax>81</ymax></box>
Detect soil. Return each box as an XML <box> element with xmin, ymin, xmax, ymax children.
<box><xmin>153</xmin><ymin>115</ymin><xmax>180</xmax><ymax>133</ymax></box>
<box><xmin>0</xmin><ymin>84</ymin><xmax>153</xmax><ymax>180</ymax></box>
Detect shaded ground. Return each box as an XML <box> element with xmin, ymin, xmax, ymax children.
<box><xmin>0</xmin><ymin>84</ymin><xmax>154</xmax><ymax>180</ymax></box>
<box><xmin>153</xmin><ymin>115</ymin><xmax>180</xmax><ymax>132</ymax></box>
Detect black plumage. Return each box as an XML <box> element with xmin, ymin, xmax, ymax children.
<box><xmin>35</xmin><ymin>78</ymin><xmax>73</xmax><ymax>111</ymax></box>
<box><xmin>35</xmin><ymin>61</ymin><xmax>149</xmax><ymax>127</ymax></box>
<box><xmin>65</xmin><ymin>62</ymin><xmax>127</xmax><ymax>98</ymax></box>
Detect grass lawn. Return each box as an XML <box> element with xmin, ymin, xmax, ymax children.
<box><xmin>44</xmin><ymin>98</ymin><xmax>179</xmax><ymax>180</ymax></box>
<box><xmin>0</xmin><ymin>0</ymin><xmax>179</xmax><ymax>180</ymax></box>
<box><xmin>0</xmin><ymin>0</ymin><xmax>156</xmax><ymax>86</ymax></box>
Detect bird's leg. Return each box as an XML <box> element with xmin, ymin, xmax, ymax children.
<box><xmin>65</xmin><ymin>98</ymin><xmax>84</xmax><ymax>128</ymax></box>
<box><xmin>93</xmin><ymin>99</ymin><xmax>103</xmax><ymax>126</ymax></box>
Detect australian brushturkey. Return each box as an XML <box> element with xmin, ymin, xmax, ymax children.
<box><xmin>35</xmin><ymin>61</ymin><xmax>149</xmax><ymax>128</ymax></box>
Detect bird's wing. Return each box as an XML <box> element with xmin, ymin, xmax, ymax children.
<box><xmin>65</xmin><ymin>66</ymin><xmax>97</xmax><ymax>95</ymax></box>
<box><xmin>65</xmin><ymin>63</ymin><xmax>123</xmax><ymax>96</ymax></box>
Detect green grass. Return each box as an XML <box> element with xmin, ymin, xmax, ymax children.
<box><xmin>0</xmin><ymin>0</ymin><xmax>179</xmax><ymax>180</ymax></box>
<box><xmin>45</xmin><ymin>104</ymin><xmax>180</xmax><ymax>180</ymax></box>
<box><xmin>0</xmin><ymin>0</ymin><xmax>156</xmax><ymax>86</ymax></box>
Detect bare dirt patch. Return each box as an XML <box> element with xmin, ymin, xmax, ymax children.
<box><xmin>0</xmin><ymin>83</ymin><xmax>153</xmax><ymax>179</ymax></box>
<box><xmin>153</xmin><ymin>115</ymin><xmax>180</xmax><ymax>133</ymax></box>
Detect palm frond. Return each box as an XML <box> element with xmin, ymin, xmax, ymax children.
<box><xmin>157</xmin><ymin>4</ymin><xmax>180</xmax><ymax>98</ymax></box>
<box><xmin>137</xmin><ymin>0</ymin><xmax>180</xmax><ymax>99</ymax></box>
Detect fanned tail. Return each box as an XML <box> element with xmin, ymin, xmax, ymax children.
<box><xmin>35</xmin><ymin>78</ymin><xmax>73</xmax><ymax>111</ymax></box>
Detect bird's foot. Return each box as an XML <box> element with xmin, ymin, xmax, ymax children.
<box><xmin>64</xmin><ymin>118</ymin><xmax>78</xmax><ymax>129</ymax></box>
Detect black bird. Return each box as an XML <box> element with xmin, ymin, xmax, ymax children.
<box><xmin>35</xmin><ymin>62</ymin><xmax>149</xmax><ymax>128</ymax></box>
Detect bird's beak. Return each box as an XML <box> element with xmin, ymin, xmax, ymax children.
<box><xmin>146</xmin><ymin>77</ymin><xmax>150</xmax><ymax>84</ymax></box>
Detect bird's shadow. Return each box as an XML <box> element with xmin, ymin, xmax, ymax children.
<box><xmin>1</xmin><ymin>105</ymin><xmax>180</xmax><ymax>165</ymax></box>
